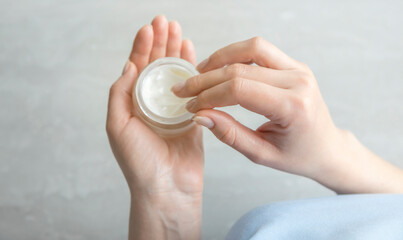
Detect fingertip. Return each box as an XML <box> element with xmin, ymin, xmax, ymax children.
<box><xmin>151</xmin><ymin>15</ymin><xmax>169</xmax><ymax>33</ymax></box>
<box><xmin>139</xmin><ymin>24</ymin><xmax>153</xmax><ymax>41</ymax></box>
<box><xmin>195</xmin><ymin>109</ymin><xmax>234</xmax><ymax>122</ymax></box>
<box><xmin>142</xmin><ymin>23</ymin><xmax>152</xmax><ymax>30</ymax></box>
<box><xmin>166</xmin><ymin>20</ymin><xmax>182</xmax><ymax>57</ymax></box>
<box><xmin>129</xmin><ymin>24</ymin><xmax>153</xmax><ymax>70</ymax></box>
<box><xmin>169</xmin><ymin>20</ymin><xmax>181</xmax><ymax>34</ymax></box>
<box><xmin>143</xmin><ymin>23</ymin><xmax>153</xmax><ymax>32</ymax></box>
<box><xmin>150</xmin><ymin>15</ymin><xmax>169</xmax><ymax>61</ymax></box>
<box><xmin>193</xmin><ymin>109</ymin><xmax>221</xmax><ymax>129</ymax></box>
<box><xmin>171</xmin><ymin>81</ymin><xmax>185</xmax><ymax>94</ymax></box>
<box><xmin>131</xmin><ymin>24</ymin><xmax>153</xmax><ymax>51</ymax></box>
<box><xmin>192</xmin><ymin>115</ymin><xmax>215</xmax><ymax>129</ymax></box>
<box><xmin>152</xmin><ymin>14</ymin><xmax>168</xmax><ymax>25</ymax></box>
<box><xmin>194</xmin><ymin>109</ymin><xmax>268</xmax><ymax>159</ymax></box>
<box><xmin>182</xmin><ymin>39</ymin><xmax>194</xmax><ymax>49</ymax></box>
<box><xmin>194</xmin><ymin>109</ymin><xmax>240</xmax><ymax>146</ymax></box>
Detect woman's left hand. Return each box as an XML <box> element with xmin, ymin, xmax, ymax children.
<box><xmin>106</xmin><ymin>15</ymin><xmax>203</xmax><ymax>240</ymax></box>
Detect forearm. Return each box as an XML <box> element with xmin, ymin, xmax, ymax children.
<box><xmin>315</xmin><ymin>129</ymin><xmax>403</xmax><ymax>194</ymax></box>
<box><xmin>128</xmin><ymin>191</ymin><xmax>202</xmax><ymax>240</ymax></box>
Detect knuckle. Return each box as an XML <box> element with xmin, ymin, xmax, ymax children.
<box><xmin>298</xmin><ymin>62</ymin><xmax>314</xmax><ymax>74</ymax></box>
<box><xmin>226</xmin><ymin>63</ymin><xmax>246</xmax><ymax>78</ymax></box>
<box><xmin>291</xmin><ymin>95</ymin><xmax>313</xmax><ymax>116</ymax></box>
<box><xmin>296</xmin><ymin>71</ymin><xmax>313</xmax><ymax>88</ymax></box>
<box><xmin>188</xmin><ymin>75</ymin><xmax>201</xmax><ymax>91</ymax></box>
<box><xmin>230</xmin><ymin>77</ymin><xmax>245</xmax><ymax>99</ymax></box>
<box><xmin>249</xmin><ymin>36</ymin><xmax>264</xmax><ymax>51</ymax></box>
<box><xmin>249</xmin><ymin>149</ymin><xmax>278</xmax><ymax>166</ymax></box>
<box><xmin>218</xmin><ymin>126</ymin><xmax>237</xmax><ymax>146</ymax></box>
<box><xmin>154</xmin><ymin>39</ymin><xmax>165</xmax><ymax>48</ymax></box>
<box><xmin>299</xmin><ymin>62</ymin><xmax>309</xmax><ymax>70</ymax></box>
<box><xmin>196</xmin><ymin>91</ymin><xmax>209</xmax><ymax>108</ymax></box>
<box><xmin>211</xmin><ymin>49</ymin><xmax>224</xmax><ymax>62</ymax></box>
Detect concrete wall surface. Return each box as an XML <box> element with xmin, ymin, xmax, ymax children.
<box><xmin>1</xmin><ymin>0</ymin><xmax>402</xmax><ymax>239</ymax></box>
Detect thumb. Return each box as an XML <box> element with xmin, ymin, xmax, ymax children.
<box><xmin>193</xmin><ymin>109</ymin><xmax>275</xmax><ymax>164</ymax></box>
<box><xmin>107</xmin><ymin>60</ymin><xmax>138</xmax><ymax>127</ymax></box>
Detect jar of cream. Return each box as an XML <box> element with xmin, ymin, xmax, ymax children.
<box><xmin>133</xmin><ymin>57</ymin><xmax>198</xmax><ymax>136</ymax></box>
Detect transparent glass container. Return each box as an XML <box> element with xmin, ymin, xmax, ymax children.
<box><xmin>133</xmin><ymin>57</ymin><xmax>198</xmax><ymax>136</ymax></box>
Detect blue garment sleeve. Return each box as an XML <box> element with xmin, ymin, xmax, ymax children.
<box><xmin>225</xmin><ymin>194</ymin><xmax>403</xmax><ymax>240</ymax></box>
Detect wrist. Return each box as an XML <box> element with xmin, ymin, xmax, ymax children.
<box><xmin>310</xmin><ymin>128</ymin><xmax>358</xmax><ymax>193</ymax></box>
<box><xmin>313</xmin><ymin>128</ymin><xmax>403</xmax><ymax>194</ymax></box>
<box><xmin>129</xmin><ymin>189</ymin><xmax>202</xmax><ymax>240</ymax></box>
<box><xmin>131</xmin><ymin>187</ymin><xmax>203</xmax><ymax>211</ymax></box>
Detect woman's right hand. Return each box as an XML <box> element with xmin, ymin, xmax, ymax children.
<box><xmin>172</xmin><ymin>37</ymin><xmax>403</xmax><ymax>194</ymax></box>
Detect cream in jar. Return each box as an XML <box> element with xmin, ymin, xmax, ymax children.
<box><xmin>133</xmin><ymin>57</ymin><xmax>198</xmax><ymax>136</ymax></box>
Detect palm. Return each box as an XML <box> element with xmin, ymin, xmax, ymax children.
<box><xmin>107</xmin><ymin>16</ymin><xmax>203</xmax><ymax>195</ymax></box>
<box><xmin>122</xmin><ymin>116</ymin><xmax>203</xmax><ymax>194</ymax></box>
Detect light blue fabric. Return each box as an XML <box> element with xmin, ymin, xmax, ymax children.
<box><xmin>226</xmin><ymin>194</ymin><xmax>403</xmax><ymax>240</ymax></box>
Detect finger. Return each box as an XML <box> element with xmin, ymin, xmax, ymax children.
<box><xmin>149</xmin><ymin>15</ymin><xmax>169</xmax><ymax>62</ymax></box>
<box><xmin>173</xmin><ymin>63</ymin><xmax>298</xmax><ymax>97</ymax></box>
<box><xmin>197</xmin><ymin>36</ymin><xmax>300</xmax><ymax>73</ymax></box>
<box><xmin>166</xmin><ymin>21</ymin><xmax>182</xmax><ymax>57</ymax></box>
<box><xmin>180</xmin><ymin>39</ymin><xmax>196</xmax><ymax>65</ymax></box>
<box><xmin>129</xmin><ymin>24</ymin><xmax>153</xmax><ymax>73</ymax></box>
<box><xmin>186</xmin><ymin>78</ymin><xmax>291</xmax><ymax>124</ymax></box>
<box><xmin>107</xmin><ymin>61</ymin><xmax>138</xmax><ymax>132</ymax></box>
<box><xmin>192</xmin><ymin>109</ymin><xmax>279</xmax><ymax>165</ymax></box>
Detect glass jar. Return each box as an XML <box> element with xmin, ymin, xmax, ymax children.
<box><xmin>133</xmin><ymin>57</ymin><xmax>198</xmax><ymax>136</ymax></box>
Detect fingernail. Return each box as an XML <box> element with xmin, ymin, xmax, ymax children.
<box><xmin>122</xmin><ymin>60</ymin><xmax>131</xmax><ymax>75</ymax></box>
<box><xmin>192</xmin><ymin>116</ymin><xmax>214</xmax><ymax>129</ymax></box>
<box><xmin>197</xmin><ymin>58</ymin><xmax>209</xmax><ymax>71</ymax></box>
<box><xmin>186</xmin><ymin>98</ymin><xmax>197</xmax><ymax>112</ymax></box>
<box><xmin>171</xmin><ymin>81</ymin><xmax>185</xmax><ymax>93</ymax></box>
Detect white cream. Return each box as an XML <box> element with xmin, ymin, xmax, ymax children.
<box><xmin>134</xmin><ymin>57</ymin><xmax>198</xmax><ymax>136</ymax></box>
<box><xmin>141</xmin><ymin>65</ymin><xmax>192</xmax><ymax>118</ymax></box>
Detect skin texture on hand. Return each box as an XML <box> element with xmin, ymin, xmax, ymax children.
<box><xmin>173</xmin><ymin>37</ymin><xmax>403</xmax><ymax>194</ymax></box>
<box><xmin>106</xmin><ymin>16</ymin><xmax>203</xmax><ymax>240</ymax></box>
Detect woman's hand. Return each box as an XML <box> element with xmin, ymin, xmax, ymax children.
<box><xmin>106</xmin><ymin>16</ymin><xmax>203</xmax><ymax>240</ymax></box>
<box><xmin>173</xmin><ymin>37</ymin><xmax>403</xmax><ymax>194</ymax></box>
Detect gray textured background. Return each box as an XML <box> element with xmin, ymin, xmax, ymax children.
<box><xmin>1</xmin><ymin>0</ymin><xmax>402</xmax><ymax>239</ymax></box>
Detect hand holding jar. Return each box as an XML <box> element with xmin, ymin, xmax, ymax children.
<box><xmin>106</xmin><ymin>15</ymin><xmax>203</xmax><ymax>240</ymax></box>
